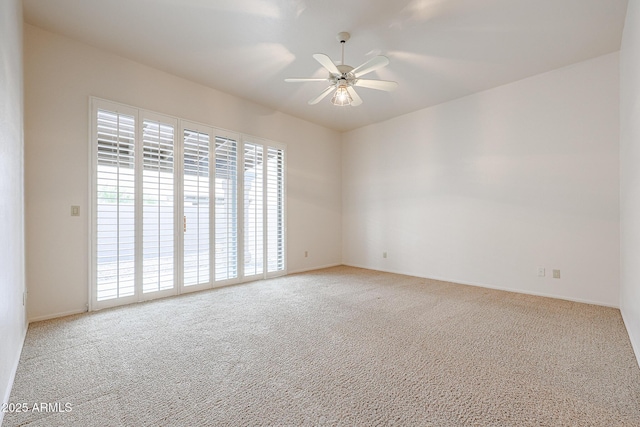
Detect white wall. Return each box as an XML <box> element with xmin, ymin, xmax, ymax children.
<box><xmin>620</xmin><ymin>0</ymin><xmax>640</xmax><ymax>363</ymax></box>
<box><xmin>24</xmin><ymin>24</ymin><xmax>342</xmax><ymax>321</ymax></box>
<box><xmin>343</xmin><ymin>53</ymin><xmax>620</xmax><ymax>307</ymax></box>
<box><xmin>0</xmin><ymin>0</ymin><xmax>27</xmax><ymax>419</ymax></box>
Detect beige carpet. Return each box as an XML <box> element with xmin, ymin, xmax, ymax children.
<box><xmin>5</xmin><ymin>266</ymin><xmax>640</xmax><ymax>426</ymax></box>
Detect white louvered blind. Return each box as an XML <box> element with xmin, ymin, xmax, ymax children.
<box><xmin>243</xmin><ymin>142</ymin><xmax>264</xmax><ymax>277</ymax></box>
<box><xmin>215</xmin><ymin>136</ymin><xmax>238</xmax><ymax>281</ymax></box>
<box><xmin>267</xmin><ymin>147</ymin><xmax>285</xmax><ymax>273</ymax></box>
<box><xmin>183</xmin><ymin>129</ymin><xmax>210</xmax><ymax>287</ymax></box>
<box><xmin>142</xmin><ymin>119</ymin><xmax>175</xmax><ymax>293</ymax></box>
<box><xmin>96</xmin><ymin>109</ymin><xmax>136</xmax><ymax>301</ymax></box>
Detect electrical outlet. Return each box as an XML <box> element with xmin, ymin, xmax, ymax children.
<box><xmin>537</xmin><ymin>267</ymin><xmax>545</xmax><ymax>277</ymax></box>
<box><xmin>71</xmin><ymin>205</ymin><xmax>80</xmax><ymax>216</ymax></box>
<box><xmin>553</xmin><ymin>269</ymin><xmax>561</xmax><ymax>279</ymax></box>
<box><xmin>383</xmin><ymin>252</ymin><xmax>387</xmax><ymax>258</ymax></box>
<box><xmin>304</xmin><ymin>251</ymin><xmax>308</xmax><ymax>258</ymax></box>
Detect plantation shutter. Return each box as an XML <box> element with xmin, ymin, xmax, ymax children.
<box><xmin>96</xmin><ymin>108</ymin><xmax>136</xmax><ymax>301</ymax></box>
<box><xmin>183</xmin><ymin>128</ymin><xmax>211</xmax><ymax>287</ymax></box>
<box><xmin>214</xmin><ymin>136</ymin><xmax>239</xmax><ymax>281</ymax></box>
<box><xmin>141</xmin><ymin>116</ymin><xmax>176</xmax><ymax>294</ymax></box>
<box><xmin>267</xmin><ymin>147</ymin><xmax>285</xmax><ymax>273</ymax></box>
<box><xmin>243</xmin><ymin>142</ymin><xmax>264</xmax><ymax>277</ymax></box>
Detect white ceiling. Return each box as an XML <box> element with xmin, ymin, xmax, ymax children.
<box><xmin>23</xmin><ymin>0</ymin><xmax>629</xmax><ymax>132</ymax></box>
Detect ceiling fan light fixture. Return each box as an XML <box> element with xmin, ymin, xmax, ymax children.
<box><xmin>331</xmin><ymin>85</ymin><xmax>352</xmax><ymax>106</ymax></box>
<box><xmin>285</xmin><ymin>31</ymin><xmax>396</xmax><ymax>107</ymax></box>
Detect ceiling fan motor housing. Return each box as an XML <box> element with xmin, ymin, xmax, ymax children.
<box><xmin>335</xmin><ymin>65</ymin><xmax>355</xmax><ymax>86</ymax></box>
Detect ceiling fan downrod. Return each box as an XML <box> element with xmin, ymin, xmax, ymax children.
<box><xmin>337</xmin><ymin>32</ymin><xmax>350</xmax><ymax>67</ymax></box>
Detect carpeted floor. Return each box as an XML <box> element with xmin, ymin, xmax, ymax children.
<box><xmin>4</xmin><ymin>266</ymin><xmax>640</xmax><ymax>426</ymax></box>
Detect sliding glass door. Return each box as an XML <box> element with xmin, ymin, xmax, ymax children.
<box><xmin>91</xmin><ymin>98</ymin><xmax>286</xmax><ymax>310</ymax></box>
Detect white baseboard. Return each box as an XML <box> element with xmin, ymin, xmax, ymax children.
<box><xmin>621</xmin><ymin>308</ymin><xmax>640</xmax><ymax>368</ymax></box>
<box><xmin>28</xmin><ymin>308</ymin><xmax>87</xmax><ymax>323</ymax></box>
<box><xmin>287</xmin><ymin>263</ymin><xmax>342</xmax><ymax>276</ymax></box>
<box><xmin>342</xmin><ymin>263</ymin><xmax>619</xmax><ymax>309</ymax></box>
<box><xmin>1</xmin><ymin>321</ymin><xmax>28</xmax><ymax>426</ymax></box>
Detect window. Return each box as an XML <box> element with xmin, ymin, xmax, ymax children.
<box><xmin>91</xmin><ymin>98</ymin><xmax>286</xmax><ymax>310</ymax></box>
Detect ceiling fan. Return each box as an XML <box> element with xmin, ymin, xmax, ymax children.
<box><xmin>285</xmin><ymin>32</ymin><xmax>398</xmax><ymax>106</ymax></box>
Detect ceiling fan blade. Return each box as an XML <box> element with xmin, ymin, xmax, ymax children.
<box><xmin>312</xmin><ymin>53</ymin><xmax>340</xmax><ymax>75</ymax></box>
<box><xmin>308</xmin><ymin>86</ymin><xmax>336</xmax><ymax>105</ymax></box>
<box><xmin>354</xmin><ymin>79</ymin><xmax>398</xmax><ymax>92</ymax></box>
<box><xmin>351</xmin><ymin>55</ymin><xmax>390</xmax><ymax>78</ymax></box>
<box><xmin>346</xmin><ymin>86</ymin><xmax>363</xmax><ymax>106</ymax></box>
<box><xmin>285</xmin><ymin>78</ymin><xmax>329</xmax><ymax>82</ymax></box>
